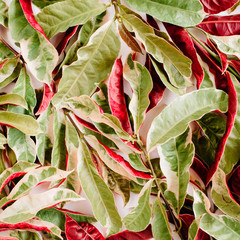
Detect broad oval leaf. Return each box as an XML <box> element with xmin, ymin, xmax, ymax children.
<box><xmin>36</xmin><ymin>0</ymin><xmax>107</xmax><ymax>38</ymax></box>
<box><xmin>211</xmin><ymin>168</ymin><xmax>240</xmax><ymax>221</ymax></box>
<box><xmin>65</xmin><ymin>214</ymin><xmax>105</xmax><ymax>240</ymax></box>
<box><xmin>123</xmin><ymin>0</ymin><xmax>205</xmax><ymax>27</ymax></box>
<box><xmin>0</xmin><ymin>188</ymin><xmax>83</xmax><ymax>224</ymax></box>
<box><xmin>123</xmin><ymin>179</ymin><xmax>153</xmax><ymax>231</ymax></box>
<box><xmin>0</xmin><ymin>112</ymin><xmax>40</xmax><ymax>136</ymax></box>
<box><xmin>158</xmin><ymin>127</ymin><xmax>194</xmax><ymax>216</ymax></box>
<box><xmin>52</xmin><ymin>21</ymin><xmax>120</xmax><ymax>108</ymax></box>
<box><xmin>147</xmin><ymin>89</ymin><xmax>228</xmax><ymax>151</ymax></box>
<box><xmin>77</xmin><ymin>138</ymin><xmax>122</xmax><ymax>236</ymax></box>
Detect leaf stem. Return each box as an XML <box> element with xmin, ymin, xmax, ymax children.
<box><xmin>0</xmin><ymin>37</ymin><xmax>19</xmax><ymax>56</ymax></box>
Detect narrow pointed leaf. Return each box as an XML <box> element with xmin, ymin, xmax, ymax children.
<box><xmin>123</xmin><ymin>0</ymin><xmax>205</xmax><ymax>27</ymax></box>
<box><xmin>77</xmin><ymin>138</ymin><xmax>122</xmax><ymax>236</ymax></box>
<box><xmin>152</xmin><ymin>198</ymin><xmax>172</xmax><ymax>240</ymax></box>
<box><xmin>158</xmin><ymin>127</ymin><xmax>194</xmax><ymax>215</ymax></box>
<box><xmin>123</xmin><ymin>56</ymin><xmax>153</xmax><ymax>133</ymax></box>
<box><xmin>128</xmin><ymin>153</ymin><xmax>149</xmax><ymax>172</ymax></box>
<box><xmin>147</xmin><ymin>89</ymin><xmax>228</xmax><ymax>151</ymax></box>
<box><xmin>52</xmin><ymin>21</ymin><xmax>120</xmax><ymax>108</ymax></box>
<box><xmin>109</xmin><ymin>58</ymin><xmax>133</xmax><ymax>135</ymax></box>
<box><xmin>199</xmin><ymin>0</ymin><xmax>239</xmax><ymax>14</ymax></box>
<box><xmin>65</xmin><ymin>214</ymin><xmax>105</xmax><ymax>240</ymax></box>
<box><xmin>0</xmin><ymin>112</ymin><xmax>40</xmax><ymax>135</ymax></box>
<box><xmin>211</xmin><ymin>168</ymin><xmax>240</xmax><ymax>221</ymax></box>
<box><xmin>36</xmin><ymin>0</ymin><xmax>107</xmax><ymax>38</ymax></box>
<box><xmin>0</xmin><ymin>94</ymin><xmax>27</xmax><ymax>109</ymax></box>
<box><xmin>0</xmin><ymin>0</ymin><xmax>8</xmax><ymax>27</ymax></box>
<box><xmin>0</xmin><ymin>41</ymin><xmax>15</xmax><ymax>60</ymax></box>
<box><xmin>0</xmin><ymin>161</ymin><xmax>37</xmax><ymax>194</ymax></box>
<box><xmin>123</xmin><ymin>180</ymin><xmax>153</xmax><ymax>231</ymax></box>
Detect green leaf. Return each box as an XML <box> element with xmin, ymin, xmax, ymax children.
<box><xmin>32</xmin><ymin>0</ymin><xmax>65</xmax><ymax>9</ymax></box>
<box><xmin>64</xmin><ymin>117</ymin><xmax>81</xmax><ymax>193</ymax></box>
<box><xmin>102</xmin><ymin>164</ymin><xmax>130</xmax><ymax>206</ymax></box>
<box><xmin>36</xmin><ymin>0</ymin><xmax>107</xmax><ymax>38</ymax></box>
<box><xmin>51</xmin><ymin>110</ymin><xmax>66</xmax><ymax>170</ymax></box>
<box><xmin>193</xmin><ymin>190</ymin><xmax>211</xmax><ymax>219</ymax></box>
<box><xmin>188</xmin><ymin>219</ymin><xmax>200</xmax><ymax>240</ymax></box>
<box><xmin>0</xmin><ymin>133</ymin><xmax>7</xmax><ymax>150</ymax></box>
<box><xmin>77</xmin><ymin>137</ymin><xmax>122</xmax><ymax>236</ymax></box>
<box><xmin>11</xmin><ymin>230</ymin><xmax>43</xmax><ymax>240</ymax></box>
<box><xmin>0</xmin><ymin>94</ymin><xmax>27</xmax><ymax>109</ymax></box>
<box><xmin>52</xmin><ymin>21</ymin><xmax>120</xmax><ymax>108</ymax></box>
<box><xmin>0</xmin><ymin>41</ymin><xmax>15</xmax><ymax>60</ymax></box>
<box><xmin>9</xmin><ymin>0</ymin><xmax>58</xmax><ymax>86</ymax></box>
<box><xmin>122</xmin><ymin>14</ymin><xmax>192</xmax><ymax>89</ymax></box>
<box><xmin>152</xmin><ymin>198</ymin><xmax>172</xmax><ymax>240</ymax></box>
<box><xmin>0</xmin><ymin>112</ymin><xmax>40</xmax><ymax>135</ymax></box>
<box><xmin>36</xmin><ymin>105</ymin><xmax>52</xmax><ymax>165</ymax></box>
<box><xmin>147</xmin><ymin>89</ymin><xmax>228</xmax><ymax>151</ymax></box>
<box><xmin>157</xmin><ymin>127</ymin><xmax>194</xmax><ymax>215</ymax></box>
<box><xmin>0</xmin><ymin>0</ymin><xmax>8</xmax><ymax>27</ymax></box>
<box><xmin>0</xmin><ymin>188</ymin><xmax>83</xmax><ymax>224</ymax></box>
<box><xmin>123</xmin><ymin>0</ymin><xmax>205</xmax><ymax>27</ymax></box>
<box><xmin>220</xmin><ymin>74</ymin><xmax>240</xmax><ymax>174</ymax></box>
<box><xmin>128</xmin><ymin>153</ymin><xmax>150</xmax><ymax>172</ymax></box>
<box><xmin>61</xmin><ymin>12</ymin><xmax>105</xmax><ymax>67</ymax></box>
<box><xmin>211</xmin><ymin>168</ymin><xmax>240</xmax><ymax>221</ymax></box>
<box><xmin>65</xmin><ymin>96</ymin><xmax>132</xmax><ymax>141</ymax></box>
<box><xmin>123</xmin><ymin>179</ymin><xmax>153</xmax><ymax>231</ymax></box>
<box><xmin>200</xmin><ymin>68</ymin><xmax>214</xmax><ymax>89</ymax></box>
<box><xmin>123</xmin><ymin>56</ymin><xmax>153</xmax><ymax>133</ymax></box>
<box><xmin>0</xmin><ymin>166</ymin><xmax>72</xmax><ymax>208</ymax></box>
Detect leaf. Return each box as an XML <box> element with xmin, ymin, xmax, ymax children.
<box><xmin>128</xmin><ymin>153</ymin><xmax>149</xmax><ymax>172</ymax></box>
<box><xmin>65</xmin><ymin>214</ymin><xmax>105</xmax><ymax>240</ymax></box>
<box><xmin>36</xmin><ymin>0</ymin><xmax>107</xmax><ymax>38</ymax></box>
<box><xmin>0</xmin><ymin>166</ymin><xmax>72</xmax><ymax>209</ymax></box>
<box><xmin>123</xmin><ymin>180</ymin><xmax>153</xmax><ymax>231</ymax></box>
<box><xmin>0</xmin><ymin>133</ymin><xmax>7</xmax><ymax>150</ymax></box>
<box><xmin>0</xmin><ymin>188</ymin><xmax>83</xmax><ymax>224</ymax></box>
<box><xmin>164</xmin><ymin>24</ymin><xmax>204</xmax><ymax>89</ymax></box>
<box><xmin>36</xmin><ymin>105</ymin><xmax>52</xmax><ymax>165</ymax></box>
<box><xmin>118</xmin><ymin>23</ymin><xmax>142</xmax><ymax>53</ymax></box>
<box><xmin>106</xmin><ymin>225</ymin><xmax>153</xmax><ymax>240</ymax></box>
<box><xmin>10</xmin><ymin>231</ymin><xmax>42</xmax><ymax>240</ymax></box>
<box><xmin>200</xmin><ymin>69</ymin><xmax>214</xmax><ymax>89</ymax></box>
<box><xmin>158</xmin><ymin>127</ymin><xmax>194</xmax><ymax>216</ymax></box>
<box><xmin>51</xmin><ymin>110</ymin><xmax>67</xmax><ymax>170</ymax></box>
<box><xmin>0</xmin><ymin>161</ymin><xmax>37</xmax><ymax>194</ymax></box>
<box><xmin>152</xmin><ymin>198</ymin><xmax>172</xmax><ymax>240</ymax></box>
<box><xmin>123</xmin><ymin>0</ymin><xmax>205</xmax><ymax>27</ymax></box>
<box><xmin>0</xmin><ymin>112</ymin><xmax>40</xmax><ymax>135</ymax></box>
<box><xmin>147</xmin><ymin>88</ymin><xmax>228</xmax><ymax>151</ymax></box>
<box><xmin>0</xmin><ymin>94</ymin><xmax>27</xmax><ymax>109</ymax></box>
<box><xmin>123</xmin><ymin>56</ymin><xmax>153</xmax><ymax>133</ymax></box>
<box><xmin>52</xmin><ymin>21</ymin><xmax>120</xmax><ymax>108</ymax></box>
<box><xmin>211</xmin><ymin>168</ymin><xmax>240</xmax><ymax>221</ymax></box>
<box><xmin>199</xmin><ymin>0</ymin><xmax>239</xmax><ymax>14</ymax></box>
<box><xmin>122</xmin><ymin>14</ymin><xmax>192</xmax><ymax>90</ymax></box>
<box><xmin>228</xmin><ymin>165</ymin><xmax>240</xmax><ymax>198</ymax></box>
<box><xmin>32</xmin><ymin>0</ymin><xmax>65</xmax><ymax>9</ymax></box>
<box><xmin>0</xmin><ymin>0</ymin><xmax>8</xmax><ymax>27</ymax></box>
<box><xmin>0</xmin><ymin>41</ymin><xmax>15</xmax><ymax>61</ymax></box>
<box><xmin>0</xmin><ymin>218</ymin><xmax>62</xmax><ymax>239</ymax></box>
<box><xmin>109</xmin><ymin>58</ymin><xmax>133</xmax><ymax>135</ymax></box>
<box><xmin>77</xmin><ymin>137</ymin><xmax>122</xmax><ymax>236</ymax></box>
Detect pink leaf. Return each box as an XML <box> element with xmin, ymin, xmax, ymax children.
<box><xmin>74</xmin><ymin>115</ymin><xmax>100</xmax><ymax>133</ymax></box>
<box><xmin>164</xmin><ymin>23</ymin><xmax>204</xmax><ymax>89</ymax></box>
<box><xmin>207</xmin><ymin>72</ymin><xmax>237</xmax><ymax>184</ymax></box>
<box><xmin>65</xmin><ymin>214</ymin><xmax>105</xmax><ymax>240</ymax></box>
<box><xmin>107</xmin><ymin>225</ymin><xmax>152</xmax><ymax>240</ymax></box>
<box><xmin>36</xmin><ymin>81</ymin><xmax>55</xmax><ymax>115</ymax></box>
<box><xmin>0</xmin><ymin>237</ymin><xmax>18</xmax><ymax>240</ymax></box>
<box><xmin>97</xmin><ymin>139</ymin><xmax>152</xmax><ymax>179</ymax></box>
<box><xmin>198</xmin><ymin>15</ymin><xmax>240</xmax><ymax>36</ymax></box>
<box><xmin>19</xmin><ymin>0</ymin><xmax>48</xmax><ymax>39</ymax></box>
<box><xmin>145</xmin><ymin>55</ymin><xmax>165</xmax><ymax>111</ymax></box>
<box><xmin>56</xmin><ymin>26</ymin><xmax>78</xmax><ymax>55</ymax></box>
<box><xmin>199</xmin><ymin>0</ymin><xmax>238</xmax><ymax>14</ymax></box>
<box><xmin>108</xmin><ymin>58</ymin><xmax>133</xmax><ymax>135</ymax></box>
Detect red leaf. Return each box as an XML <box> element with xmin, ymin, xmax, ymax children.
<box><xmin>19</xmin><ymin>0</ymin><xmax>48</xmax><ymax>39</ymax></box>
<box><xmin>0</xmin><ymin>237</ymin><xmax>18</xmax><ymax>240</ymax></box>
<box><xmin>74</xmin><ymin>115</ymin><xmax>100</xmax><ymax>133</ymax></box>
<box><xmin>108</xmin><ymin>58</ymin><xmax>133</xmax><ymax>135</ymax></box>
<box><xmin>56</xmin><ymin>26</ymin><xmax>78</xmax><ymax>55</ymax></box>
<box><xmin>145</xmin><ymin>55</ymin><xmax>165</xmax><ymax>111</ymax></box>
<box><xmin>207</xmin><ymin>72</ymin><xmax>237</xmax><ymax>184</ymax></box>
<box><xmin>164</xmin><ymin>24</ymin><xmax>204</xmax><ymax>89</ymax></box>
<box><xmin>180</xmin><ymin>214</ymin><xmax>195</xmax><ymax>238</ymax></box>
<box><xmin>228</xmin><ymin>165</ymin><xmax>240</xmax><ymax>197</ymax></box>
<box><xmin>146</xmin><ymin>15</ymin><xmax>160</xmax><ymax>30</ymax></box>
<box><xmin>65</xmin><ymin>214</ymin><xmax>105</xmax><ymax>240</ymax></box>
<box><xmin>36</xmin><ymin>81</ymin><xmax>55</xmax><ymax>115</ymax></box>
<box><xmin>230</xmin><ymin>60</ymin><xmax>240</xmax><ymax>74</ymax></box>
<box><xmin>97</xmin><ymin>139</ymin><xmax>152</xmax><ymax>179</ymax></box>
<box><xmin>195</xmin><ymin>229</ymin><xmax>211</xmax><ymax>240</ymax></box>
<box><xmin>199</xmin><ymin>0</ymin><xmax>238</xmax><ymax>14</ymax></box>
<box><xmin>107</xmin><ymin>225</ymin><xmax>152</xmax><ymax>240</ymax></box>
<box><xmin>190</xmin><ymin>157</ymin><xmax>208</xmax><ymax>185</ymax></box>
<box><xmin>198</xmin><ymin>14</ymin><xmax>240</xmax><ymax>36</ymax></box>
